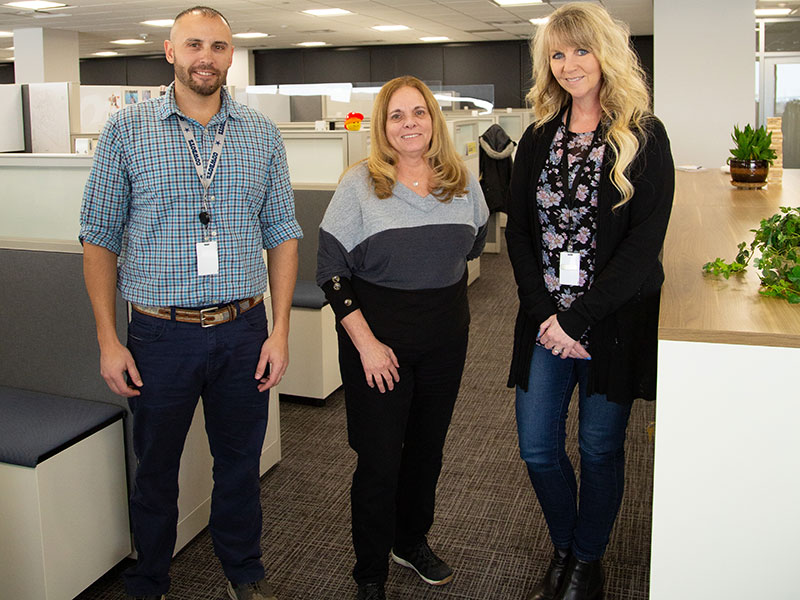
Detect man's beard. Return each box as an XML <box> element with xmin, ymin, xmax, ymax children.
<box><xmin>174</xmin><ymin>63</ymin><xmax>225</xmax><ymax>96</ymax></box>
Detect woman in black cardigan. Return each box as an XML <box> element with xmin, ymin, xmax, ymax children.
<box><xmin>506</xmin><ymin>4</ymin><xmax>674</xmax><ymax>600</ymax></box>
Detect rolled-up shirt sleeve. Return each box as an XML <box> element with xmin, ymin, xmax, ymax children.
<box><xmin>79</xmin><ymin>117</ymin><xmax>130</xmax><ymax>254</ymax></box>
<box><xmin>260</xmin><ymin>124</ymin><xmax>303</xmax><ymax>249</ymax></box>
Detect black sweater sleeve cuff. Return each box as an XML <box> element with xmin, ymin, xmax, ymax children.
<box><xmin>320</xmin><ymin>276</ymin><xmax>361</xmax><ymax>321</ymax></box>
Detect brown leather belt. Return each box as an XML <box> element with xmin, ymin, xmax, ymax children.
<box><xmin>132</xmin><ymin>295</ymin><xmax>263</xmax><ymax>328</ymax></box>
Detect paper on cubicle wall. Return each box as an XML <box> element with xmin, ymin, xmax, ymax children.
<box><xmin>80</xmin><ymin>85</ymin><xmax>122</xmax><ymax>134</ymax></box>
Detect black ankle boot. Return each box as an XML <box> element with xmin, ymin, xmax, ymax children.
<box><xmin>556</xmin><ymin>558</ymin><xmax>604</xmax><ymax>600</ymax></box>
<box><xmin>526</xmin><ymin>547</ymin><xmax>571</xmax><ymax>600</ymax></box>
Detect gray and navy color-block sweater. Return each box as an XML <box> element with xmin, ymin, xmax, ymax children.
<box><xmin>317</xmin><ymin>162</ymin><xmax>489</xmax><ymax>348</ymax></box>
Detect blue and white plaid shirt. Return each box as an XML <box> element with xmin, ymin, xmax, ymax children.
<box><xmin>80</xmin><ymin>83</ymin><xmax>302</xmax><ymax>307</ymax></box>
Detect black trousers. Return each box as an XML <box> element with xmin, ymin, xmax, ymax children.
<box><xmin>338</xmin><ymin>328</ymin><xmax>469</xmax><ymax>585</ymax></box>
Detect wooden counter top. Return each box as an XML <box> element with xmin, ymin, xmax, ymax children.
<box><xmin>659</xmin><ymin>169</ymin><xmax>800</xmax><ymax>348</ymax></box>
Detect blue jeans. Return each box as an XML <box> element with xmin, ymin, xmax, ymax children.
<box><xmin>123</xmin><ymin>306</ymin><xmax>270</xmax><ymax>596</ymax></box>
<box><xmin>515</xmin><ymin>345</ymin><xmax>632</xmax><ymax>562</ymax></box>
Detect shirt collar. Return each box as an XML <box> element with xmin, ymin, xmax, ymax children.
<box><xmin>158</xmin><ymin>82</ymin><xmax>244</xmax><ymax>123</ymax></box>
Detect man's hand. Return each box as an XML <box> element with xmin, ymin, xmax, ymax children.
<box><xmin>254</xmin><ymin>333</ymin><xmax>289</xmax><ymax>392</ymax></box>
<box><xmin>100</xmin><ymin>339</ymin><xmax>143</xmax><ymax>397</ymax></box>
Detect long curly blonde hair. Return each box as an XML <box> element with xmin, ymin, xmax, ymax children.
<box><xmin>527</xmin><ymin>3</ymin><xmax>651</xmax><ymax>208</ymax></box>
<box><xmin>366</xmin><ymin>76</ymin><xmax>468</xmax><ymax>202</ymax></box>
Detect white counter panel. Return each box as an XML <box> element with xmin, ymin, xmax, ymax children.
<box><xmin>651</xmin><ymin>340</ymin><xmax>800</xmax><ymax>599</ymax></box>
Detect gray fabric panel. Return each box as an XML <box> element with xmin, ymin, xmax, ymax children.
<box><xmin>0</xmin><ymin>386</ymin><xmax>123</xmax><ymax>467</ymax></box>
<box><xmin>0</xmin><ymin>249</ymin><xmax>134</xmax><ymax>477</ymax></box>
<box><xmin>293</xmin><ymin>188</ymin><xmax>335</xmax><ymax>281</ymax></box>
<box><xmin>292</xmin><ymin>280</ymin><xmax>328</xmax><ymax>309</ymax></box>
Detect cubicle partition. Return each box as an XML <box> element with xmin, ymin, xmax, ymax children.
<box><xmin>446</xmin><ymin>117</ymin><xmax>502</xmax><ymax>253</ymax></box>
<box><xmin>281</xmin><ymin>129</ymin><xmax>369</xmax><ymax>185</ymax></box>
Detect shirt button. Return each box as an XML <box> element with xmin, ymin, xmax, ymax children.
<box><xmin>332</xmin><ymin>275</ymin><xmax>340</xmax><ymax>283</ymax></box>
<box><xmin>344</xmin><ymin>299</ymin><xmax>352</xmax><ymax>307</ymax></box>
<box><xmin>333</xmin><ymin>283</ymin><xmax>341</xmax><ymax>291</ymax></box>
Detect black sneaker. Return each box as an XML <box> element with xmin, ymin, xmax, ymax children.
<box><xmin>227</xmin><ymin>579</ymin><xmax>278</xmax><ymax>600</ymax></box>
<box><xmin>356</xmin><ymin>582</ymin><xmax>387</xmax><ymax>600</ymax></box>
<box><xmin>391</xmin><ymin>540</ymin><xmax>454</xmax><ymax>585</ymax></box>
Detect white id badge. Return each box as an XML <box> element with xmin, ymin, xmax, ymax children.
<box><xmin>559</xmin><ymin>251</ymin><xmax>581</xmax><ymax>286</ymax></box>
<box><xmin>196</xmin><ymin>241</ymin><xmax>219</xmax><ymax>276</ymax></box>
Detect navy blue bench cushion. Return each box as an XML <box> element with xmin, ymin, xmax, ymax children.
<box><xmin>293</xmin><ymin>280</ymin><xmax>328</xmax><ymax>309</ymax></box>
<box><xmin>0</xmin><ymin>386</ymin><xmax>125</xmax><ymax>467</ymax></box>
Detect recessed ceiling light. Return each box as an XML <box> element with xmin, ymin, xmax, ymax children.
<box><xmin>0</xmin><ymin>31</ymin><xmax>13</xmax><ymax>38</ymax></box>
<box><xmin>529</xmin><ymin>17</ymin><xmax>549</xmax><ymax>25</ymax></box>
<box><xmin>372</xmin><ymin>25</ymin><xmax>409</xmax><ymax>32</ymax></box>
<box><xmin>4</xmin><ymin>1</ymin><xmax>66</xmax><ymax>9</ymax></box>
<box><xmin>493</xmin><ymin>0</ymin><xmax>543</xmax><ymax>5</ymax></box>
<box><xmin>420</xmin><ymin>36</ymin><xmax>450</xmax><ymax>42</ymax></box>
<box><xmin>233</xmin><ymin>32</ymin><xmax>271</xmax><ymax>39</ymax></box>
<box><xmin>93</xmin><ymin>51</ymin><xmax>119</xmax><ymax>56</ymax></box>
<box><xmin>141</xmin><ymin>19</ymin><xmax>174</xmax><ymax>27</ymax></box>
<box><xmin>754</xmin><ymin>7</ymin><xmax>793</xmax><ymax>16</ymax></box>
<box><xmin>111</xmin><ymin>39</ymin><xmax>148</xmax><ymax>45</ymax></box>
<box><xmin>303</xmin><ymin>8</ymin><xmax>353</xmax><ymax>17</ymax></box>
<box><xmin>296</xmin><ymin>41</ymin><xmax>326</xmax><ymax>47</ymax></box>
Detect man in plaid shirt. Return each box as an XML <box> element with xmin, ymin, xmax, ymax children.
<box><xmin>80</xmin><ymin>6</ymin><xmax>301</xmax><ymax>600</ymax></box>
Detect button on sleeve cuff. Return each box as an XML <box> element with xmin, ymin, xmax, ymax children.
<box><xmin>320</xmin><ymin>276</ymin><xmax>360</xmax><ymax>321</ymax></box>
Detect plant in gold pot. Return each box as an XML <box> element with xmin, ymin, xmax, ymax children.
<box><xmin>728</xmin><ymin>123</ymin><xmax>777</xmax><ymax>188</ymax></box>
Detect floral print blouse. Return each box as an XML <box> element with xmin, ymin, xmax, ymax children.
<box><xmin>536</xmin><ymin>123</ymin><xmax>605</xmax><ymax>348</ymax></box>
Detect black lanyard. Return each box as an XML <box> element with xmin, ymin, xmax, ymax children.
<box><xmin>559</xmin><ymin>104</ymin><xmax>600</xmax><ymax>251</ymax></box>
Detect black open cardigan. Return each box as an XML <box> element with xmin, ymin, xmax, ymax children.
<box><xmin>505</xmin><ymin>111</ymin><xmax>675</xmax><ymax>403</ymax></box>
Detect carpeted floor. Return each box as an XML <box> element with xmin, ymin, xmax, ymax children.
<box><xmin>77</xmin><ymin>243</ymin><xmax>655</xmax><ymax>600</ymax></box>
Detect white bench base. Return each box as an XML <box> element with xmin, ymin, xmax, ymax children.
<box><xmin>0</xmin><ymin>419</ymin><xmax>130</xmax><ymax>600</ymax></box>
<box><xmin>280</xmin><ymin>303</ymin><xmax>342</xmax><ymax>401</ymax></box>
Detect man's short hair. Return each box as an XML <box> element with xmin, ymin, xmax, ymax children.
<box><xmin>173</xmin><ymin>6</ymin><xmax>230</xmax><ymax>28</ymax></box>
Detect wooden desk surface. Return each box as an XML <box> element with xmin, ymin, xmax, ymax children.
<box><xmin>659</xmin><ymin>169</ymin><xmax>800</xmax><ymax>348</ymax></box>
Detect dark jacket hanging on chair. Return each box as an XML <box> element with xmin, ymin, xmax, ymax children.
<box><xmin>479</xmin><ymin>123</ymin><xmax>516</xmax><ymax>214</ymax></box>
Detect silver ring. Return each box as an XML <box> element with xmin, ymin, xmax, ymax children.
<box><xmin>552</xmin><ymin>348</ymin><xmax>561</xmax><ymax>355</ymax></box>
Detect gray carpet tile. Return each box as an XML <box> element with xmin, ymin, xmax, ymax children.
<box><xmin>77</xmin><ymin>243</ymin><xmax>655</xmax><ymax>600</ymax></box>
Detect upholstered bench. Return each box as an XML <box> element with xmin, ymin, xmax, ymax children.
<box><xmin>278</xmin><ymin>280</ymin><xmax>342</xmax><ymax>405</ymax></box>
<box><xmin>0</xmin><ymin>386</ymin><xmax>131</xmax><ymax>600</ymax></box>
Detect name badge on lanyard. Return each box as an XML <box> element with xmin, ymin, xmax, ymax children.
<box><xmin>179</xmin><ymin>116</ymin><xmax>227</xmax><ymax>277</ymax></box>
<box><xmin>559</xmin><ymin>251</ymin><xmax>581</xmax><ymax>286</ymax></box>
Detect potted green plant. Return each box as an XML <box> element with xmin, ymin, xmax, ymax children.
<box><xmin>728</xmin><ymin>123</ymin><xmax>778</xmax><ymax>187</ymax></box>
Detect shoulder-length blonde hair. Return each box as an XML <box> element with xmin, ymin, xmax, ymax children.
<box><xmin>527</xmin><ymin>2</ymin><xmax>651</xmax><ymax>208</ymax></box>
<box><xmin>366</xmin><ymin>75</ymin><xmax>468</xmax><ymax>202</ymax></box>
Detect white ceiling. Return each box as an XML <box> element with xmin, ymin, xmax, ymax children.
<box><xmin>0</xmin><ymin>0</ymin><xmax>797</xmax><ymax>63</ymax></box>
<box><xmin>0</xmin><ymin>0</ymin><xmax>656</xmax><ymax>61</ymax></box>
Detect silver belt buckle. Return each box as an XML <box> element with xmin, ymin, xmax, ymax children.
<box><xmin>200</xmin><ymin>306</ymin><xmax>218</xmax><ymax>327</ymax></box>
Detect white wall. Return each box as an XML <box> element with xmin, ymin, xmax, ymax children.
<box><xmin>654</xmin><ymin>0</ymin><xmax>755</xmax><ymax>168</ymax></box>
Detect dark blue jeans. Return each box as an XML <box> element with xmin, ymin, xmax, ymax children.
<box><xmin>515</xmin><ymin>345</ymin><xmax>632</xmax><ymax>562</ymax></box>
<box><xmin>123</xmin><ymin>306</ymin><xmax>270</xmax><ymax>596</ymax></box>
